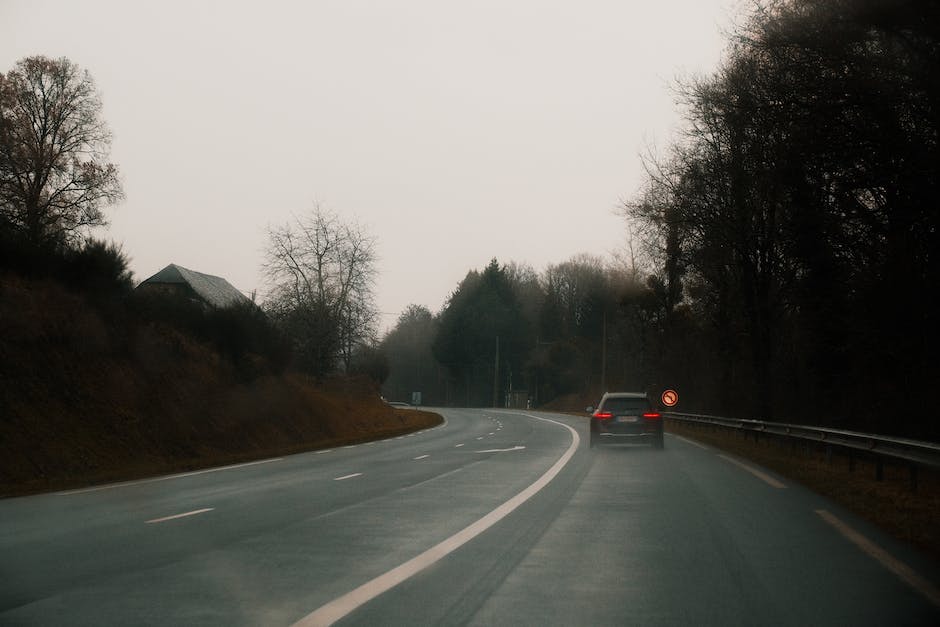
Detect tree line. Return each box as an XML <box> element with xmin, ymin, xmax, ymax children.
<box><xmin>5</xmin><ymin>0</ymin><xmax>938</xmax><ymax>439</ymax></box>
<box><xmin>1</xmin><ymin>56</ymin><xmax>379</xmax><ymax>380</ymax></box>
<box><xmin>382</xmin><ymin>0</ymin><xmax>940</xmax><ymax>440</ymax></box>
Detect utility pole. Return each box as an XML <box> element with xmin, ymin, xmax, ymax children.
<box><xmin>601</xmin><ymin>310</ymin><xmax>607</xmax><ymax>392</ymax></box>
<box><xmin>492</xmin><ymin>335</ymin><xmax>500</xmax><ymax>408</ymax></box>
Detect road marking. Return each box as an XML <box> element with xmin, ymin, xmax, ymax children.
<box><xmin>333</xmin><ymin>473</ymin><xmax>363</xmax><ymax>481</ymax></box>
<box><xmin>673</xmin><ymin>434</ymin><xmax>709</xmax><ymax>450</ymax></box>
<box><xmin>816</xmin><ymin>510</ymin><xmax>940</xmax><ymax>608</ymax></box>
<box><xmin>488</xmin><ymin>432</ymin><xmax>495</xmax><ymax>435</ymax></box>
<box><xmin>476</xmin><ymin>436</ymin><xmax>484</xmax><ymax>440</ymax></box>
<box><xmin>145</xmin><ymin>508</ymin><xmax>214</xmax><ymax>524</ymax></box>
<box><xmin>315</xmin><ymin>450</ymin><xmax>334</xmax><ymax>455</ymax></box>
<box><xmin>294</xmin><ymin>413</ymin><xmax>579</xmax><ymax>627</ymax></box>
<box><xmin>476</xmin><ymin>446</ymin><xmax>526</xmax><ymax>453</ymax></box>
<box><xmin>56</xmin><ymin>458</ymin><xmax>283</xmax><ymax>495</ymax></box>
<box><xmin>413</xmin><ymin>455</ymin><xmax>430</xmax><ymax>460</ymax></box>
<box><xmin>718</xmin><ymin>454</ymin><xmax>786</xmax><ymax>488</ymax></box>
<box><xmin>454</xmin><ymin>444</ymin><xmax>465</xmax><ymax>448</ymax></box>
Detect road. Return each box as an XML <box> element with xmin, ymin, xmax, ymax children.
<box><xmin>1</xmin><ymin>409</ymin><xmax>938</xmax><ymax>626</ymax></box>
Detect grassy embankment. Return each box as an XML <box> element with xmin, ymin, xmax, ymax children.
<box><xmin>0</xmin><ymin>274</ymin><xmax>440</xmax><ymax>497</ymax></box>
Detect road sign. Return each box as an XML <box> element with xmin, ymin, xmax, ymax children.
<box><xmin>661</xmin><ymin>389</ymin><xmax>679</xmax><ymax>407</ymax></box>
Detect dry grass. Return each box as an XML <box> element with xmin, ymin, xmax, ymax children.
<box><xmin>0</xmin><ymin>274</ymin><xmax>441</xmax><ymax>498</ymax></box>
<box><xmin>667</xmin><ymin>421</ymin><xmax>940</xmax><ymax>561</ymax></box>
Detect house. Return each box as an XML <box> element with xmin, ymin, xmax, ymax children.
<box><xmin>136</xmin><ymin>263</ymin><xmax>250</xmax><ymax>309</ymax></box>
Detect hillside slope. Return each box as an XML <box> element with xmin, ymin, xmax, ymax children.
<box><xmin>0</xmin><ymin>274</ymin><xmax>439</xmax><ymax>497</ymax></box>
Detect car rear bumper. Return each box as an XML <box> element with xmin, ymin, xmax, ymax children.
<box><xmin>596</xmin><ymin>431</ymin><xmax>658</xmax><ymax>440</ymax></box>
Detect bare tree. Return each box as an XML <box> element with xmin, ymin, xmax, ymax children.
<box><xmin>0</xmin><ymin>56</ymin><xmax>123</xmax><ymax>249</ymax></box>
<box><xmin>263</xmin><ymin>204</ymin><xmax>378</xmax><ymax>375</ymax></box>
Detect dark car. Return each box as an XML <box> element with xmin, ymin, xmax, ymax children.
<box><xmin>588</xmin><ymin>392</ymin><xmax>663</xmax><ymax>449</ymax></box>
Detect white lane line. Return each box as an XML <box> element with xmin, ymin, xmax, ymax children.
<box><xmin>454</xmin><ymin>444</ymin><xmax>465</xmax><ymax>448</ymax></box>
<box><xmin>413</xmin><ymin>455</ymin><xmax>430</xmax><ymax>460</ymax></box>
<box><xmin>488</xmin><ymin>432</ymin><xmax>495</xmax><ymax>435</ymax></box>
<box><xmin>334</xmin><ymin>473</ymin><xmax>363</xmax><ymax>481</ymax></box>
<box><xmin>145</xmin><ymin>508</ymin><xmax>214</xmax><ymax>524</ymax></box>
<box><xmin>718</xmin><ymin>454</ymin><xmax>786</xmax><ymax>488</ymax></box>
<box><xmin>294</xmin><ymin>413</ymin><xmax>579</xmax><ymax>627</ymax></box>
<box><xmin>817</xmin><ymin>510</ymin><xmax>940</xmax><ymax>608</ymax></box>
<box><xmin>476</xmin><ymin>436</ymin><xmax>484</xmax><ymax>440</ymax></box>
<box><xmin>476</xmin><ymin>446</ymin><xmax>525</xmax><ymax>453</ymax></box>
<box><xmin>315</xmin><ymin>450</ymin><xmax>334</xmax><ymax>455</ymax></box>
<box><xmin>56</xmin><ymin>458</ymin><xmax>283</xmax><ymax>495</ymax></box>
<box><xmin>672</xmin><ymin>434</ymin><xmax>709</xmax><ymax>450</ymax></box>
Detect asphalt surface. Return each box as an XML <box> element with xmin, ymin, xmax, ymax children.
<box><xmin>1</xmin><ymin>408</ymin><xmax>938</xmax><ymax>626</ymax></box>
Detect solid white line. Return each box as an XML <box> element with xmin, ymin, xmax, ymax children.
<box><xmin>333</xmin><ymin>473</ymin><xmax>363</xmax><ymax>481</ymax></box>
<box><xmin>293</xmin><ymin>413</ymin><xmax>579</xmax><ymax>627</ymax></box>
<box><xmin>718</xmin><ymin>454</ymin><xmax>787</xmax><ymax>488</ymax></box>
<box><xmin>413</xmin><ymin>455</ymin><xmax>430</xmax><ymax>460</ymax></box>
<box><xmin>315</xmin><ymin>450</ymin><xmax>334</xmax><ymax>455</ymax></box>
<box><xmin>145</xmin><ymin>508</ymin><xmax>214</xmax><ymax>524</ymax></box>
<box><xmin>816</xmin><ymin>510</ymin><xmax>940</xmax><ymax>608</ymax></box>
<box><xmin>56</xmin><ymin>458</ymin><xmax>283</xmax><ymax>495</ymax></box>
<box><xmin>672</xmin><ymin>434</ymin><xmax>709</xmax><ymax>450</ymax></box>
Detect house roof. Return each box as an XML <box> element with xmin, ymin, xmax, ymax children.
<box><xmin>137</xmin><ymin>263</ymin><xmax>249</xmax><ymax>309</ymax></box>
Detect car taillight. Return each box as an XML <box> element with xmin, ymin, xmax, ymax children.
<box><xmin>593</xmin><ymin>411</ymin><xmax>614</xmax><ymax>420</ymax></box>
<box><xmin>642</xmin><ymin>412</ymin><xmax>661</xmax><ymax>419</ymax></box>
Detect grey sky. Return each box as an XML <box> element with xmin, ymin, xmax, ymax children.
<box><xmin>2</xmin><ymin>0</ymin><xmax>737</xmax><ymax>332</ymax></box>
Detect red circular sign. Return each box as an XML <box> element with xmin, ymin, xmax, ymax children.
<box><xmin>661</xmin><ymin>389</ymin><xmax>679</xmax><ymax>407</ymax></box>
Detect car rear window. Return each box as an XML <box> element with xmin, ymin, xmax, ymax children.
<box><xmin>600</xmin><ymin>397</ymin><xmax>650</xmax><ymax>414</ymax></box>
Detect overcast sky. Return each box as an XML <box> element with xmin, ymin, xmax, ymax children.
<box><xmin>2</xmin><ymin>0</ymin><xmax>739</xmax><ymax>333</ymax></box>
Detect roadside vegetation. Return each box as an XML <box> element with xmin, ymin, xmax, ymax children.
<box><xmin>381</xmin><ymin>0</ymin><xmax>940</xmax><ymax>443</ymax></box>
<box><xmin>0</xmin><ymin>56</ymin><xmax>434</xmax><ymax>496</ymax></box>
<box><xmin>2</xmin><ymin>0</ymin><xmax>938</xmax><ymax>493</ymax></box>
<box><xmin>0</xmin><ymin>269</ymin><xmax>439</xmax><ymax>497</ymax></box>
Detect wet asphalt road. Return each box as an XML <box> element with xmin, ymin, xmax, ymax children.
<box><xmin>1</xmin><ymin>409</ymin><xmax>938</xmax><ymax>626</ymax></box>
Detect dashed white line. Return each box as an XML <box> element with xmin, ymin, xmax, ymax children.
<box><xmin>333</xmin><ymin>473</ymin><xmax>363</xmax><ymax>481</ymax></box>
<box><xmin>817</xmin><ymin>509</ymin><xmax>940</xmax><ymax>608</ymax></box>
<box><xmin>454</xmin><ymin>444</ymin><xmax>465</xmax><ymax>448</ymax></box>
<box><xmin>146</xmin><ymin>508</ymin><xmax>214</xmax><ymax>524</ymax></box>
<box><xmin>476</xmin><ymin>446</ymin><xmax>525</xmax><ymax>453</ymax></box>
<box><xmin>315</xmin><ymin>449</ymin><xmax>334</xmax><ymax>455</ymax></box>
<box><xmin>413</xmin><ymin>455</ymin><xmax>430</xmax><ymax>460</ymax></box>
<box><xmin>718</xmin><ymin>454</ymin><xmax>786</xmax><ymax>488</ymax></box>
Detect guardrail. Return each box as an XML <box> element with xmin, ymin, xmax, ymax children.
<box><xmin>664</xmin><ymin>412</ymin><xmax>940</xmax><ymax>490</ymax></box>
